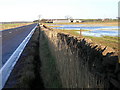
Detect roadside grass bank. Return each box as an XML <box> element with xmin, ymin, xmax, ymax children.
<box><xmin>39</xmin><ymin>29</ymin><xmax>62</xmax><ymax>88</ymax></box>
<box><xmin>4</xmin><ymin>25</ymin><xmax>44</xmax><ymax>88</ymax></box>
<box><xmin>1</xmin><ymin>23</ymin><xmax>33</xmax><ymax>30</ymax></box>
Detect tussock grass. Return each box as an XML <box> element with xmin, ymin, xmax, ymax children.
<box><xmin>16</xmin><ymin>54</ymin><xmax>35</xmax><ymax>88</ymax></box>
<box><xmin>19</xmin><ymin>70</ymin><xmax>35</xmax><ymax>88</ymax></box>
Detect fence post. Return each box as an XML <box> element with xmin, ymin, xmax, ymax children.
<box><xmin>80</xmin><ymin>29</ymin><xmax>82</xmax><ymax>37</ymax></box>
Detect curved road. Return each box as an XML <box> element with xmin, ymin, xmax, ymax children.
<box><xmin>1</xmin><ymin>23</ymin><xmax>38</xmax><ymax>68</ymax></box>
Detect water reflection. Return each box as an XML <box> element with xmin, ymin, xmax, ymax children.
<box><xmin>51</xmin><ymin>24</ymin><xmax>119</xmax><ymax>37</ymax></box>
<box><xmin>77</xmin><ymin>30</ymin><xmax>118</xmax><ymax>37</ymax></box>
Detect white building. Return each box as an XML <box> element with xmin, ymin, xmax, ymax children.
<box><xmin>72</xmin><ymin>19</ymin><xmax>82</xmax><ymax>23</ymax></box>
<box><xmin>53</xmin><ymin>19</ymin><xmax>71</xmax><ymax>23</ymax></box>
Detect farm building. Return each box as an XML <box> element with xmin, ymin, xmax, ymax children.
<box><xmin>72</xmin><ymin>19</ymin><xmax>82</xmax><ymax>23</ymax></box>
<box><xmin>53</xmin><ymin>19</ymin><xmax>71</xmax><ymax>23</ymax></box>
<box><xmin>40</xmin><ymin>19</ymin><xmax>84</xmax><ymax>23</ymax></box>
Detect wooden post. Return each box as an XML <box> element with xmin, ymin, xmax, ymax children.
<box><xmin>80</xmin><ymin>29</ymin><xmax>82</xmax><ymax>37</ymax></box>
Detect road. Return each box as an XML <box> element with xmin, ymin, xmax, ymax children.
<box><xmin>1</xmin><ymin>23</ymin><xmax>38</xmax><ymax>68</ymax></box>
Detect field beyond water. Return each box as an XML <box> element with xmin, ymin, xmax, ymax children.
<box><xmin>44</xmin><ymin>21</ymin><xmax>119</xmax><ymax>54</ymax></box>
<box><xmin>0</xmin><ymin>23</ymin><xmax>33</xmax><ymax>30</ymax></box>
<box><xmin>44</xmin><ymin>21</ymin><xmax>118</xmax><ymax>26</ymax></box>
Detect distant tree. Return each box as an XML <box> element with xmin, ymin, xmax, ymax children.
<box><xmin>38</xmin><ymin>15</ymin><xmax>42</xmax><ymax>20</ymax></box>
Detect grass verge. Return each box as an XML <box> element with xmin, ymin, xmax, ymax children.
<box><xmin>40</xmin><ymin>31</ymin><xmax>62</xmax><ymax>88</ymax></box>
<box><xmin>4</xmin><ymin>25</ymin><xmax>44</xmax><ymax>88</ymax></box>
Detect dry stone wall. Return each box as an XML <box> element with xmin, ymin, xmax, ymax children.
<box><xmin>41</xmin><ymin>26</ymin><xmax>120</xmax><ymax>89</ymax></box>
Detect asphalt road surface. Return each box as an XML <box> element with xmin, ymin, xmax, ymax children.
<box><xmin>1</xmin><ymin>23</ymin><xmax>38</xmax><ymax>68</ymax></box>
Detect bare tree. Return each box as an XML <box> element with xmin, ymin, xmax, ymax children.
<box><xmin>38</xmin><ymin>15</ymin><xmax>42</xmax><ymax>21</ymax></box>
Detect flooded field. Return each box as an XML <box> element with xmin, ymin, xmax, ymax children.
<box><xmin>50</xmin><ymin>24</ymin><xmax>119</xmax><ymax>37</ymax></box>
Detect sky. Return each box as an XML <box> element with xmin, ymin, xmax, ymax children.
<box><xmin>0</xmin><ymin>0</ymin><xmax>119</xmax><ymax>22</ymax></box>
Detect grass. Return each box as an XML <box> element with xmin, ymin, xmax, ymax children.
<box><xmin>1</xmin><ymin>23</ymin><xmax>33</xmax><ymax>30</ymax></box>
<box><xmin>43</xmin><ymin>21</ymin><xmax>118</xmax><ymax>26</ymax></box>
<box><xmin>50</xmin><ymin>29</ymin><xmax>80</xmax><ymax>36</ymax></box>
<box><xmin>84</xmin><ymin>36</ymin><xmax>119</xmax><ymax>52</ymax></box>
<box><xmin>19</xmin><ymin>56</ymin><xmax>35</xmax><ymax>88</ymax></box>
<box><xmin>60</xmin><ymin>30</ymin><xmax>80</xmax><ymax>36</ymax></box>
<box><xmin>40</xmin><ymin>32</ymin><xmax>62</xmax><ymax>88</ymax></box>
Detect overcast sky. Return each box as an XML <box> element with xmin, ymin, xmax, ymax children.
<box><xmin>0</xmin><ymin>0</ymin><xmax>119</xmax><ymax>22</ymax></box>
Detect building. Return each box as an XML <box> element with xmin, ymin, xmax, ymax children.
<box><xmin>72</xmin><ymin>19</ymin><xmax>82</xmax><ymax>23</ymax></box>
<box><xmin>40</xmin><ymin>19</ymin><xmax>84</xmax><ymax>23</ymax></box>
<box><xmin>102</xmin><ymin>18</ymin><xmax>111</xmax><ymax>21</ymax></box>
<box><xmin>53</xmin><ymin>19</ymin><xmax>71</xmax><ymax>23</ymax></box>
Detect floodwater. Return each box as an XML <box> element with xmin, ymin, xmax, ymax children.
<box><xmin>50</xmin><ymin>24</ymin><xmax>119</xmax><ymax>37</ymax></box>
